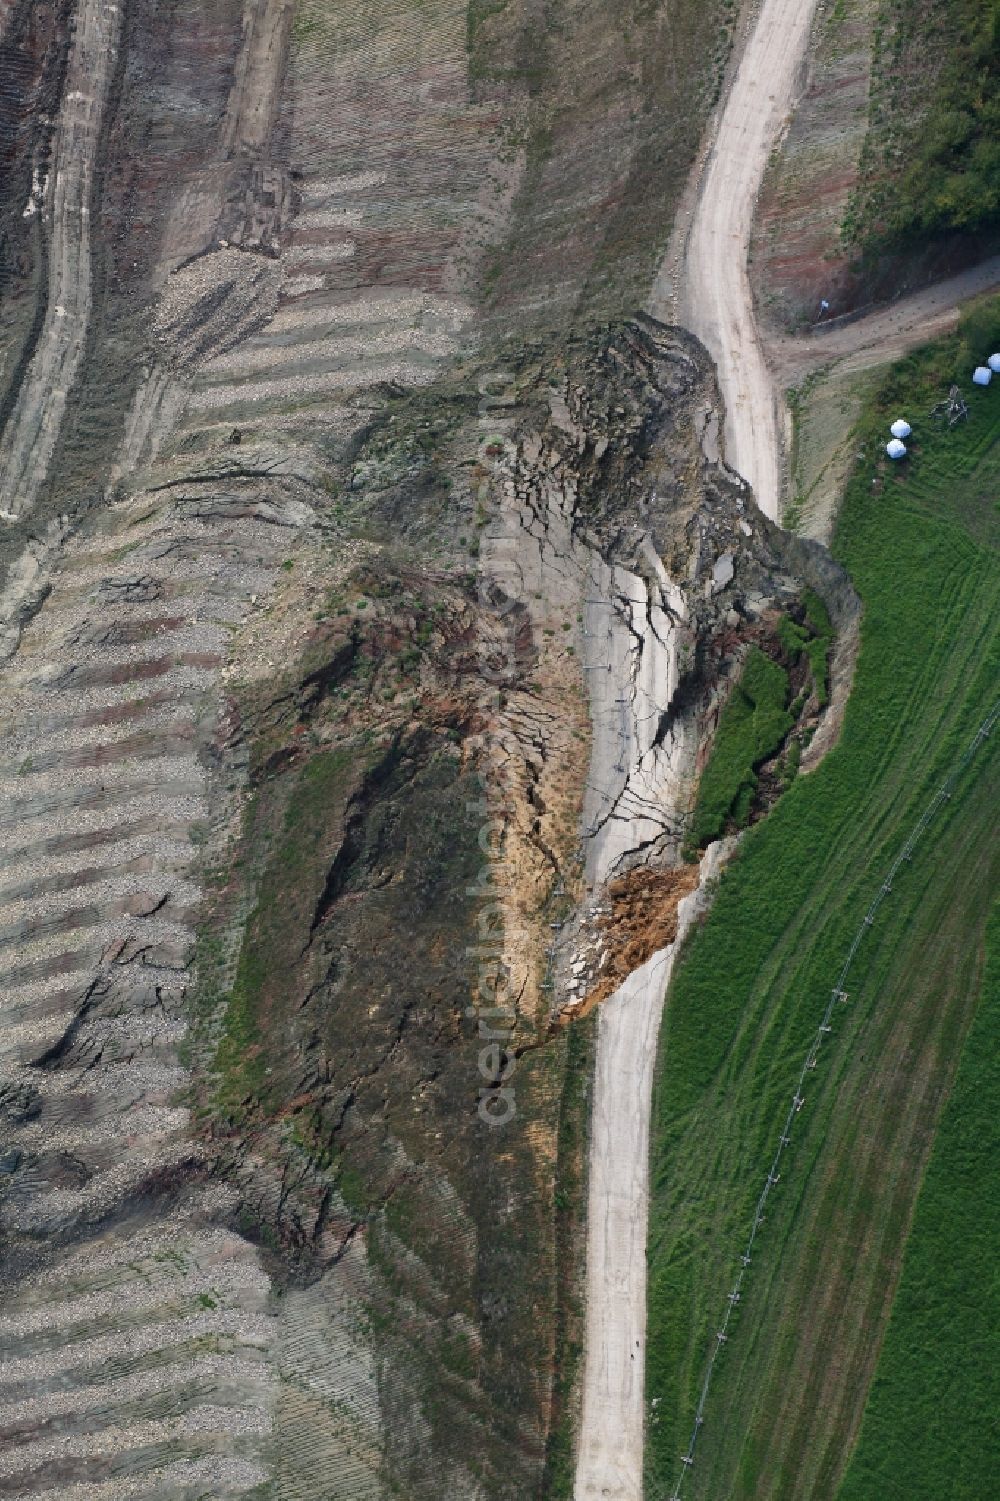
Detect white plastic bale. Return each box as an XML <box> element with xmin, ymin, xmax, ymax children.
<box><xmin>972</xmin><ymin>366</ymin><xmax>992</xmax><ymax>386</ymax></box>
<box><xmin>889</xmin><ymin>419</ymin><xmax>911</xmax><ymax>439</ymax></box>
<box><xmin>886</xmin><ymin>439</ymin><xmax>907</xmax><ymax>459</ymax></box>
<box><xmin>988</xmin><ymin>354</ymin><xmax>1000</xmax><ymax>374</ymax></box>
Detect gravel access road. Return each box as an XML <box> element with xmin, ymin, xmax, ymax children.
<box><xmin>574</xmin><ymin>848</ymin><xmax>728</xmax><ymax>1501</ymax></box>
<box><xmin>575</xmin><ymin>3</ymin><xmax>822</xmax><ymax>1496</ymax></box>
<box><xmin>774</xmin><ymin>253</ymin><xmax>1000</xmax><ymax>381</ymax></box>
<box><xmin>681</xmin><ymin>0</ymin><xmax>822</xmax><ymax>521</ymax></box>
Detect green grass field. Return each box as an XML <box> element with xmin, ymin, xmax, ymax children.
<box><xmin>844</xmin><ymin>0</ymin><xmax>1000</xmax><ymax>255</ymax></box>
<box><xmin>835</xmin><ymin>903</ymin><xmax>1000</xmax><ymax>1499</ymax></box>
<box><xmin>645</xmin><ymin>306</ymin><xmax>1000</xmax><ymax>1500</ymax></box>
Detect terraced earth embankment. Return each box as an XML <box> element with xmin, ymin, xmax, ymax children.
<box><xmin>0</xmin><ymin>2</ymin><xmax>521</xmax><ymax>1495</ymax></box>
<box><xmin>0</xmin><ymin>480</ymin><xmax>301</xmax><ymax>1496</ymax></box>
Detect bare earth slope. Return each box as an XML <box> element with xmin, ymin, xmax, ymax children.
<box><xmin>0</xmin><ymin>5</ymin><xmax>797</xmax><ymax>1498</ymax></box>
<box><xmin>4</xmin><ymin>3</ymin><xmax>991</xmax><ymax>1498</ymax></box>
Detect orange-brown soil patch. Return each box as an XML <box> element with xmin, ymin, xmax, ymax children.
<box><xmin>559</xmin><ymin>864</ymin><xmax>700</xmax><ymax>1024</ymax></box>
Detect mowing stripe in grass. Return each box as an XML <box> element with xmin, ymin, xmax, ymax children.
<box><xmin>833</xmin><ymin>900</ymin><xmax>1000</xmax><ymax>1501</ymax></box>
<box><xmin>646</xmin><ymin>303</ymin><xmax>1000</xmax><ymax>1501</ymax></box>
<box><xmin>665</xmin><ymin>702</ymin><xmax>998</xmax><ymax>1501</ymax></box>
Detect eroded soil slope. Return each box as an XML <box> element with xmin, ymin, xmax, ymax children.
<box><xmin>752</xmin><ymin>0</ymin><xmax>1000</xmax><ymax>332</ymax></box>
<box><xmin>0</xmin><ymin>3</ymin><xmax>855</xmax><ymax>1497</ymax></box>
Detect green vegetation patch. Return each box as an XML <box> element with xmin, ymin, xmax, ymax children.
<box><xmin>776</xmin><ymin>613</ymin><xmax>810</xmax><ymax>658</ymax></box>
<box><xmin>688</xmin><ymin>590</ymin><xmax>835</xmax><ymax>857</ymax></box>
<box><xmin>836</xmin><ymin>903</ymin><xmax>1000</xmax><ymax>1499</ymax></box>
<box><xmin>646</xmin><ymin>306</ymin><xmax>999</xmax><ymax>1500</ymax></box>
<box><xmin>777</xmin><ymin>588</ymin><xmax>833</xmax><ymax>707</ymax></box>
<box><xmin>687</xmin><ymin>648</ymin><xmax>793</xmax><ymax>851</ymax></box>
<box><xmin>213</xmin><ymin>748</ymin><xmax>355</xmax><ymax>1120</ymax></box>
<box><xmin>802</xmin><ymin>588</ymin><xmax>834</xmax><ymax>706</ymax></box>
<box><xmin>843</xmin><ymin>0</ymin><xmax>1000</xmax><ymax>254</ymax></box>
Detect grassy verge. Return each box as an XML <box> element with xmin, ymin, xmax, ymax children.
<box><xmin>543</xmin><ymin>1011</ymin><xmax>597</xmax><ymax>1498</ymax></box>
<box><xmin>645</xmin><ymin>305</ymin><xmax>1000</xmax><ymax>1500</ymax></box>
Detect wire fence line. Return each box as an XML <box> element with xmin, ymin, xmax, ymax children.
<box><xmin>662</xmin><ymin>700</ymin><xmax>1000</xmax><ymax>1501</ymax></box>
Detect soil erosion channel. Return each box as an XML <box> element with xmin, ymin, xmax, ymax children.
<box><xmin>574</xmin><ymin>0</ymin><xmax>821</xmax><ymax>1496</ymax></box>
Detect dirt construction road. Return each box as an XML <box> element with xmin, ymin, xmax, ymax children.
<box><xmin>574</xmin><ymin>847</ymin><xmax>729</xmax><ymax>1501</ymax></box>
<box><xmin>676</xmin><ymin>0</ymin><xmax>1000</xmax><ymax>520</ymax></box>
<box><xmin>774</xmin><ymin>253</ymin><xmax>1000</xmax><ymax>381</ymax></box>
<box><xmin>574</xmin><ymin>2</ymin><xmax>821</xmax><ymax>1496</ymax></box>
<box><xmin>681</xmin><ymin>0</ymin><xmax>821</xmax><ymax>521</ymax></box>
<box><xmin>573</xmin><ymin>947</ymin><xmax>677</xmax><ymax>1501</ymax></box>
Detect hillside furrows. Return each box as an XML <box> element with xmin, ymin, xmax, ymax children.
<box><xmin>178</xmin><ymin>0</ymin><xmax>500</xmax><ymax>437</ymax></box>
<box><xmin>0</xmin><ymin>0</ymin><xmax>123</xmax><ymax>521</ymax></box>
<box><xmin>270</xmin><ymin>1245</ymin><xmax>384</xmax><ymax>1500</ymax></box>
<box><xmin>288</xmin><ymin>0</ymin><xmax>505</xmax><ymax>296</ymax></box>
<box><xmin>0</xmin><ymin>3</ymin><xmax>524</xmax><ymax>1487</ymax></box>
<box><xmin>187</xmin><ymin>279</ymin><xmax>473</xmax><ymax>418</ymax></box>
<box><xmin>0</xmin><ymin>494</ymin><xmax>299</xmax><ymax>1045</ymax></box>
<box><xmin>0</xmin><ymin>468</ymin><xmax>318</xmax><ymax>1496</ymax></box>
<box><xmin>0</xmin><ymin>1217</ymin><xmax>278</xmax><ymax>1500</ymax></box>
